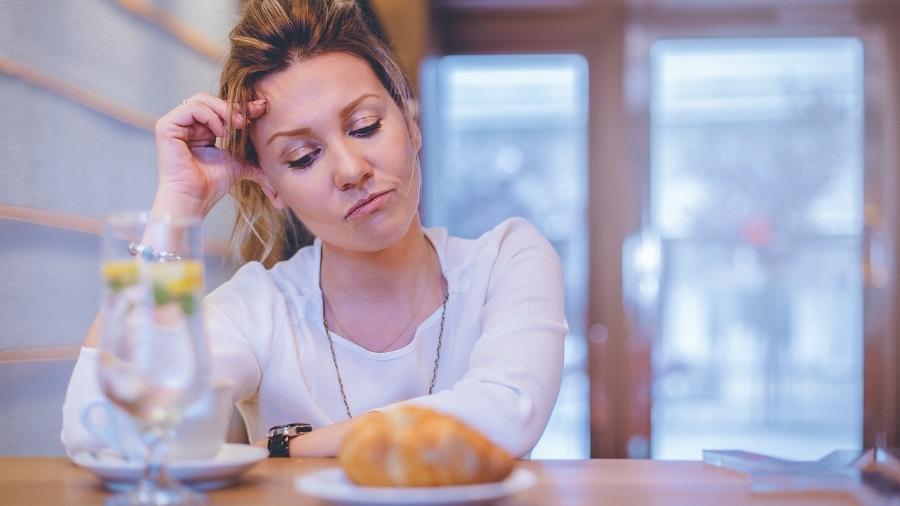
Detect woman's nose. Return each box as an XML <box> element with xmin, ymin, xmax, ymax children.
<box><xmin>332</xmin><ymin>140</ymin><xmax>373</xmax><ymax>190</ymax></box>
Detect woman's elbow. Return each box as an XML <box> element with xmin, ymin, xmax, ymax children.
<box><xmin>473</xmin><ymin>384</ymin><xmax>552</xmax><ymax>458</ymax></box>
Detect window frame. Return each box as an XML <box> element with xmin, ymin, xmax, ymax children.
<box><xmin>430</xmin><ymin>0</ymin><xmax>900</xmax><ymax>456</ymax></box>
<box><xmin>624</xmin><ymin>2</ymin><xmax>900</xmax><ymax>453</ymax></box>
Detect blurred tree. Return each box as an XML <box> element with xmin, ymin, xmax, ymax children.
<box><xmin>677</xmin><ymin>79</ymin><xmax>855</xmax><ymax>243</ymax></box>
<box><xmin>670</xmin><ymin>79</ymin><xmax>858</xmax><ymax>424</ymax></box>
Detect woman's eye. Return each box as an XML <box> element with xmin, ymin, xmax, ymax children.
<box><xmin>287</xmin><ymin>148</ymin><xmax>321</xmax><ymax>170</ymax></box>
<box><xmin>350</xmin><ymin>120</ymin><xmax>382</xmax><ymax>138</ymax></box>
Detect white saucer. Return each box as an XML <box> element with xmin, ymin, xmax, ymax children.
<box><xmin>73</xmin><ymin>443</ymin><xmax>267</xmax><ymax>490</ymax></box>
<box><xmin>296</xmin><ymin>467</ymin><xmax>536</xmax><ymax>505</ymax></box>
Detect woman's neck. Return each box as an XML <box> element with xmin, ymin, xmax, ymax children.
<box><xmin>319</xmin><ymin>219</ymin><xmax>434</xmax><ymax>304</ymax></box>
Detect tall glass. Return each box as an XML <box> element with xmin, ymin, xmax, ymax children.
<box><xmin>98</xmin><ymin>212</ymin><xmax>210</xmax><ymax>505</ymax></box>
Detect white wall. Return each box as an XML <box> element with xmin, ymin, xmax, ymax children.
<box><xmin>0</xmin><ymin>0</ymin><xmax>241</xmax><ymax>456</ymax></box>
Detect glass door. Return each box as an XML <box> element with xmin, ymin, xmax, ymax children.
<box><xmin>640</xmin><ymin>37</ymin><xmax>866</xmax><ymax>459</ymax></box>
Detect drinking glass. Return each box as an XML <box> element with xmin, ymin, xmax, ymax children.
<box><xmin>98</xmin><ymin>212</ymin><xmax>210</xmax><ymax>505</ymax></box>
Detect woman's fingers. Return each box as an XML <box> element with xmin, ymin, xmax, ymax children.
<box><xmin>246</xmin><ymin>99</ymin><xmax>267</xmax><ymax>120</ymax></box>
<box><xmin>155</xmin><ymin>92</ymin><xmax>269</xmax><ymax>175</ymax></box>
<box><xmin>177</xmin><ymin>94</ymin><xmax>268</xmax><ymax>181</ymax></box>
<box><xmin>180</xmin><ymin>104</ymin><xmax>226</xmax><ymax>138</ymax></box>
<box><xmin>182</xmin><ymin>92</ymin><xmax>267</xmax><ymax>129</ymax></box>
<box><xmin>157</xmin><ymin>104</ymin><xmax>224</xmax><ymax>147</ymax></box>
<box><xmin>183</xmin><ymin>92</ymin><xmax>242</xmax><ymax>129</ymax></box>
<box><xmin>158</xmin><ymin>92</ymin><xmax>267</xmax><ymax>145</ymax></box>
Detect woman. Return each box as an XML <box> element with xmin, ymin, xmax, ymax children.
<box><xmin>62</xmin><ymin>0</ymin><xmax>566</xmax><ymax>458</ymax></box>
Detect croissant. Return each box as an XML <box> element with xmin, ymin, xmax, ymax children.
<box><xmin>339</xmin><ymin>405</ymin><xmax>514</xmax><ymax>487</ymax></box>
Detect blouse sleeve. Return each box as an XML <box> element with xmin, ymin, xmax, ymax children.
<box><xmin>395</xmin><ymin>218</ymin><xmax>568</xmax><ymax>457</ymax></box>
<box><xmin>60</xmin><ymin>267</ymin><xmax>265</xmax><ymax>456</ymax></box>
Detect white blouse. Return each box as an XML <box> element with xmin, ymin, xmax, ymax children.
<box><xmin>61</xmin><ymin>217</ymin><xmax>567</xmax><ymax>457</ymax></box>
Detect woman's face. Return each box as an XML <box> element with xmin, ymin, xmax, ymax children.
<box><xmin>250</xmin><ymin>52</ymin><xmax>422</xmax><ymax>253</ymax></box>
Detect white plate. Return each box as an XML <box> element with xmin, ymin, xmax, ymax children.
<box><xmin>72</xmin><ymin>443</ymin><xmax>267</xmax><ymax>490</ymax></box>
<box><xmin>296</xmin><ymin>467</ymin><xmax>536</xmax><ymax>505</ymax></box>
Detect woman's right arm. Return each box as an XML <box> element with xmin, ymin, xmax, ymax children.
<box><xmin>65</xmin><ymin>95</ymin><xmax>267</xmax><ymax>454</ymax></box>
<box><xmin>82</xmin><ymin>93</ymin><xmax>266</xmax><ymax>348</ymax></box>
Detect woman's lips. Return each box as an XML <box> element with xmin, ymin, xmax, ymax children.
<box><xmin>345</xmin><ymin>190</ymin><xmax>393</xmax><ymax>220</ymax></box>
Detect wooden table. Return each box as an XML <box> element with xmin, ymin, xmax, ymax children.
<box><xmin>0</xmin><ymin>457</ymin><xmax>875</xmax><ymax>505</ymax></box>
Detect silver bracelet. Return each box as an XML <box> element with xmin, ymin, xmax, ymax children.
<box><xmin>127</xmin><ymin>242</ymin><xmax>183</xmax><ymax>262</ymax></box>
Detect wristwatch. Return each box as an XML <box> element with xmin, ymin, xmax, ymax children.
<box><xmin>267</xmin><ymin>423</ymin><xmax>312</xmax><ymax>458</ymax></box>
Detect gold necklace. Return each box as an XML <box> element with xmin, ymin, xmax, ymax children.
<box><xmin>320</xmin><ymin>240</ymin><xmax>448</xmax><ymax>419</ymax></box>
<box><xmin>323</xmin><ymin>288</ymin><xmax>447</xmax><ymax>419</ymax></box>
<box><xmin>323</xmin><ymin>250</ymin><xmax>434</xmax><ymax>353</ymax></box>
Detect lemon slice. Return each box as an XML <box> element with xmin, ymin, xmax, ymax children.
<box><xmin>102</xmin><ymin>260</ymin><xmax>140</xmax><ymax>290</ymax></box>
<box><xmin>149</xmin><ymin>261</ymin><xmax>204</xmax><ymax>296</ymax></box>
<box><xmin>102</xmin><ymin>260</ymin><xmax>203</xmax><ymax>296</ymax></box>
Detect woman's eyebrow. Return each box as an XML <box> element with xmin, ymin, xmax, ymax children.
<box><xmin>266</xmin><ymin>93</ymin><xmax>380</xmax><ymax>146</ymax></box>
<box><xmin>267</xmin><ymin>126</ymin><xmax>312</xmax><ymax>146</ymax></box>
<box><xmin>339</xmin><ymin>93</ymin><xmax>379</xmax><ymax>119</ymax></box>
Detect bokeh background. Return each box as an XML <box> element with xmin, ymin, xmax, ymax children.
<box><xmin>1</xmin><ymin>0</ymin><xmax>898</xmax><ymax>460</ymax></box>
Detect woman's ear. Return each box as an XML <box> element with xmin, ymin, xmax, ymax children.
<box><xmin>409</xmin><ymin>119</ymin><xmax>422</xmax><ymax>153</ymax></box>
<box><xmin>247</xmin><ymin>167</ymin><xmax>286</xmax><ymax>210</ymax></box>
<box><xmin>404</xmin><ymin>103</ymin><xmax>422</xmax><ymax>152</ymax></box>
<box><xmin>406</xmin><ymin>118</ymin><xmax>422</xmax><ymax>153</ymax></box>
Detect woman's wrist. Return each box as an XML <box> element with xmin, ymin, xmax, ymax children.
<box><xmin>136</xmin><ymin>188</ymin><xmax>209</xmax><ymax>250</ymax></box>
<box><xmin>150</xmin><ymin>187</ymin><xmax>210</xmax><ymax>220</ymax></box>
<box><xmin>288</xmin><ymin>414</ymin><xmax>375</xmax><ymax>458</ymax></box>
<box><xmin>288</xmin><ymin>422</ymin><xmax>346</xmax><ymax>458</ymax></box>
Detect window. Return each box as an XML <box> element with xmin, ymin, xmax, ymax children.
<box><xmin>647</xmin><ymin>38</ymin><xmax>865</xmax><ymax>459</ymax></box>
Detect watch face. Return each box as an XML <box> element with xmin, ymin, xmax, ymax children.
<box><xmin>268</xmin><ymin>423</ymin><xmax>312</xmax><ymax>439</ymax></box>
<box><xmin>285</xmin><ymin>423</ymin><xmax>313</xmax><ymax>437</ymax></box>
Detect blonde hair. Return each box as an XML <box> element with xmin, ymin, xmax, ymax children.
<box><xmin>219</xmin><ymin>0</ymin><xmax>414</xmax><ymax>267</ymax></box>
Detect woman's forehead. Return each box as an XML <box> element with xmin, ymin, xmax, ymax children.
<box><xmin>255</xmin><ymin>52</ymin><xmax>386</xmax><ymax>107</ymax></box>
<box><xmin>250</xmin><ymin>52</ymin><xmax>391</xmax><ymax>147</ymax></box>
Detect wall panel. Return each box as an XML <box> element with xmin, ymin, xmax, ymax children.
<box><xmin>0</xmin><ymin>0</ymin><xmax>240</xmax><ymax>455</ymax></box>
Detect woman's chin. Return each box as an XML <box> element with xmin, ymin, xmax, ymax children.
<box><xmin>329</xmin><ymin>213</ymin><xmax>416</xmax><ymax>253</ymax></box>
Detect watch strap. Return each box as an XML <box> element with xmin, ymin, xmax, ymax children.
<box><xmin>267</xmin><ymin>434</ymin><xmax>291</xmax><ymax>458</ymax></box>
<box><xmin>267</xmin><ymin>423</ymin><xmax>313</xmax><ymax>458</ymax></box>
